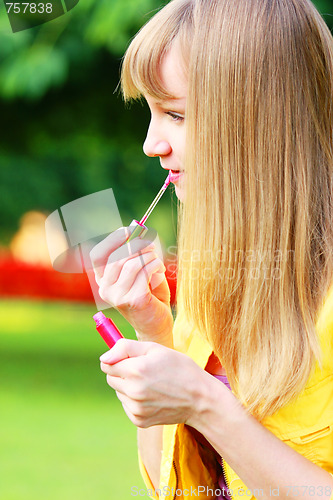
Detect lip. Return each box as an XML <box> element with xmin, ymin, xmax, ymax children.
<box><xmin>168</xmin><ymin>170</ymin><xmax>184</xmax><ymax>184</ymax></box>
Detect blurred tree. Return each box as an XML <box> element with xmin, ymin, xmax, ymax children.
<box><xmin>0</xmin><ymin>0</ymin><xmax>178</xmax><ymax>247</ymax></box>
<box><xmin>0</xmin><ymin>0</ymin><xmax>331</xmax><ymax>100</ymax></box>
<box><xmin>0</xmin><ymin>0</ymin><xmax>331</xmax><ymax>247</ymax></box>
<box><xmin>0</xmin><ymin>0</ymin><xmax>168</xmax><ymax>99</ymax></box>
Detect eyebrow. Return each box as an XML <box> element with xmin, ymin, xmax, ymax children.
<box><xmin>155</xmin><ymin>97</ymin><xmax>186</xmax><ymax>106</ymax></box>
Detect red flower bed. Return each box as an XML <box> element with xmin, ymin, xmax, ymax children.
<box><xmin>0</xmin><ymin>252</ymin><xmax>177</xmax><ymax>305</ymax></box>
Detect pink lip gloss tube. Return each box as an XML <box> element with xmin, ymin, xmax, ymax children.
<box><xmin>93</xmin><ymin>311</ymin><xmax>124</xmax><ymax>348</ymax></box>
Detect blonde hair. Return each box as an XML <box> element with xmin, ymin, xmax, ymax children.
<box><xmin>121</xmin><ymin>0</ymin><xmax>333</xmax><ymax>420</ymax></box>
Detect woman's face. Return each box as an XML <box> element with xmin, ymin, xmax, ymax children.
<box><xmin>143</xmin><ymin>45</ymin><xmax>187</xmax><ymax>201</ymax></box>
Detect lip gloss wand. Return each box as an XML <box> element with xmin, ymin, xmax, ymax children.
<box><xmin>127</xmin><ymin>172</ymin><xmax>171</xmax><ymax>241</ymax></box>
<box><xmin>93</xmin><ymin>173</ymin><xmax>171</xmax><ymax>346</ymax></box>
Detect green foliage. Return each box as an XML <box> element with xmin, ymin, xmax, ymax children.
<box><xmin>0</xmin><ymin>0</ymin><xmax>330</xmax><ymax>101</ymax></box>
<box><xmin>84</xmin><ymin>0</ymin><xmax>161</xmax><ymax>55</ymax></box>
<box><xmin>0</xmin><ymin>0</ymin><xmax>331</xmax><ymax>247</ymax></box>
<box><xmin>0</xmin><ymin>0</ymin><xmax>176</xmax><ymax>248</ymax></box>
<box><xmin>0</xmin><ymin>44</ymin><xmax>67</xmax><ymax>98</ymax></box>
<box><xmin>316</xmin><ymin>0</ymin><xmax>333</xmax><ymax>22</ymax></box>
<box><xmin>0</xmin><ymin>0</ymin><xmax>166</xmax><ymax>100</ymax></box>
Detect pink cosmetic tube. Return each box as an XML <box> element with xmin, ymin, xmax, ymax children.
<box><xmin>93</xmin><ymin>311</ymin><xmax>124</xmax><ymax>348</ymax></box>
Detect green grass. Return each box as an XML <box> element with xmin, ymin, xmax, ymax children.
<box><xmin>0</xmin><ymin>300</ymin><xmax>151</xmax><ymax>500</ymax></box>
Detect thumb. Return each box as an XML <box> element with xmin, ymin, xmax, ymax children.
<box><xmin>99</xmin><ymin>338</ymin><xmax>154</xmax><ymax>365</ymax></box>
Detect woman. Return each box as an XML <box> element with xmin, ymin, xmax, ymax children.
<box><xmin>90</xmin><ymin>0</ymin><xmax>333</xmax><ymax>498</ymax></box>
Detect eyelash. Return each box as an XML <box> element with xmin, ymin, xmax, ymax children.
<box><xmin>166</xmin><ymin>111</ymin><xmax>184</xmax><ymax>122</ymax></box>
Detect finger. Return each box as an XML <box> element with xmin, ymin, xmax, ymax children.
<box><xmin>91</xmin><ymin>232</ymin><xmax>156</xmax><ymax>281</ymax></box>
<box><xmin>101</xmin><ymin>355</ymin><xmax>149</xmax><ymax>384</ymax></box>
<box><xmin>105</xmin><ymin>373</ymin><xmax>128</xmax><ymax>393</ymax></box>
<box><xmin>93</xmin><ymin>245</ymin><xmax>156</xmax><ymax>288</ymax></box>
<box><xmin>100</xmin><ymin>356</ymin><xmax>132</xmax><ymax>377</ymax></box>
<box><xmin>102</xmin><ymin>250</ymin><xmax>160</xmax><ymax>290</ymax></box>
<box><xmin>105</xmin><ymin>374</ymin><xmax>147</xmax><ymax>409</ymax></box>
<box><xmin>118</xmin><ymin>254</ymin><xmax>165</xmax><ymax>293</ymax></box>
<box><xmin>149</xmin><ymin>271</ymin><xmax>167</xmax><ymax>291</ymax></box>
<box><xmin>110</xmin><ymin>237</ymin><xmax>156</xmax><ymax>261</ymax></box>
<box><xmin>89</xmin><ymin>227</ymin><xmax>130</xmax><ymax>274</ymax></box>
<box><xmin>98</xmin><ymin>253</ymin><xmax>165</xmax><ymax>306</ymax></box>
<box><xmin>115</xmin><ymin>391</ymin><xmax>147</xmax><ymax>417</ymax></box>
<box><xmin>99</xmin><ymin>338</ymin><xmax>155</xmax><ymax>365</ymax></box>
<box><xmin>122</xmin><ymin>257</ymin><xmax>166</xmax><ymax>299</ymax></box>
<box><xmin>115</xmin><ymin>392</ymin><xmax>148</xmax><ymax>428</ymax></box>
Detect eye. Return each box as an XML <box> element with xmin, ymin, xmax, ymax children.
<box><xmin>166</xmin><ymin>111</ymin><xmax>184</xmax><ymax>122</ymax></box>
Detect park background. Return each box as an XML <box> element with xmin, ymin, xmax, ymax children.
<box><xmin>0</xmin><ymin>1</ymin><xmax>332</xmax><ymax>499</ymax></box>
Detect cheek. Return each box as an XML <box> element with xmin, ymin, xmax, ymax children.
<box><xmin>174</xmin><ymin>130</ymin><xmax>186</xmax><ymax>159</ymax></box>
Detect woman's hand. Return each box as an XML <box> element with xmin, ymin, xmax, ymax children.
<box><xmin>99</xmin><ymin>338</ymin><xmax>208</xmax><ymax>428</ymax></box>
<box><xmin>90</xmin><ymin>227</ymin><xmax>173</xmax><ymax>346</ymax></box>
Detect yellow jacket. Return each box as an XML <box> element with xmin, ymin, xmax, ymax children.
<box><xmin>139</xmin><ymin>284</ymin><xmax>333</xmax><ymax>499</ymax></box>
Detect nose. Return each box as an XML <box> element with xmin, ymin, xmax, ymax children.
<box><xmin>143</xmin><ymin>122</ymin><xmax>172</xmax><ymax>157</ymax></box>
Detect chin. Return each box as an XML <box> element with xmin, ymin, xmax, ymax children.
<box><xmin>175</xmin><ymin>186</ymin><xmax>185</xmax><ymax>202</ymax></box>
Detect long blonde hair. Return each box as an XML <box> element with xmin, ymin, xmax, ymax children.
<box><xmin>121</xmin><ymin>0</ymin><xmax>333</xmax><ymax>420</ymax></box>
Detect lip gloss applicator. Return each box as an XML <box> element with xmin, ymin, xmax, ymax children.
<box><xmin>126</xmin><ymin>172</ymin><xmax>171</xmax><ymax>241</ymax></box>
<box><xmin>93</xmin><ymin>173</ymin><xmax>171</xmax><ymax>347</ymax></box>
